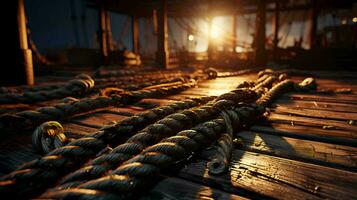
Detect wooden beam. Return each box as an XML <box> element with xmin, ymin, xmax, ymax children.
<box><xmin>8</xmin><ymin>0</ymin><xmax>34</xmax><ymax>86</ymax></box>
<box><xmin>99</xmin><ymin>5</ymin><xmax>108</xmax><ymax>64</ymax></box>
<box><xmin>273</xmin><ymin>0</ymin><xmax>280</xmax><ymax>61</ymax></box>
<box><xmin>254</xmin><ymin>0</ymin><xmax>267</xmax><ymax>67</ymax></box>
<box><xmin>232</xmin><ymin>14</ymin><xmax>237</xmax><ymax>51</ymax></box>
<box><xmin>105</xmin><ymin>10</ymin><xmax>113</xmax><ymax>52</ymax></box>
<box><xmin>309</xmin><ymin>0</ymin><xmax>318</xmax><ymax>49</ymax></box>
<box><xmin>156</xmin><ymin>0</ymin><xmax>169</xmax><ymax>69</ymax></box>
<box><xmin>132</xmin><ymin>15</ymin><xmax>140</xmax><ymax>54</ymax></box>
<box><xmin>207</xmin><ymin>16</ymin><xmax>213</xmax><ymax>63</ymax></box>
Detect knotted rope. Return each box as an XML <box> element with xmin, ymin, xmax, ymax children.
<box><xmin>0</xmin><ymin>74</ymin><xmax>94</xmax><ymax>104</ymax></box>
<box><xmin>0</xmin><ymin>96</ymin><xmax>212</xmax><ymax>198</ymax></box>
<box><xmin>32</xmin><ymin>121</ymin><xmax>68</xmax><ymax>154</ymax></box>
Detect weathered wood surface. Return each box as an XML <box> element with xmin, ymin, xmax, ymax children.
<box><xmin>141</xmin><ymin>177</ymin><xmax>248</xmax><ymax>200</ymax></box>
<box><xmin>238</xmin><ymin>130</ymin><xmax>357</xmax><ymax>170</ymax></box>
<box><xmin>1</xmin><ymin>71</ymin><xmax>357</xmax><ymax>199</ymax></box>
<box><xmin>180</xmin><ymin>150</ymin><xmax>357</xmax><ymax>200</ymax></box>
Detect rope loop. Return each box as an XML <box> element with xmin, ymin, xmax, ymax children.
<box><xmin>32</xmin><ymin>121</ymin><xmax>67</xmax><ymax>154</ymax></box>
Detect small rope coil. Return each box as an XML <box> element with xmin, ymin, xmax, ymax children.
<box><xmin>32</xmin><ymin>121</ymin><xmax>68</xmax><ymax>154</ymax></box>
<box><xmin>204</xmin><ymin>68</ymin><xmax>218</xmax><ymax>79</ymax></box>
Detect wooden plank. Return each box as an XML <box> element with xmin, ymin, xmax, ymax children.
<box><xmin>0</xmin><ymin>133</ymin><xmax>39</xmax><ymax>175</ymax></box>
<box><xmin>250</xmin><ymin>125</ymin><xmax>357</xmax><ymax>146</ymax></box>
<box><xmin>107</xmin><ymin>107</ymin><xmax>143</xmax><ymax>115</ymax></box>
<box><xmin>273</xmin><ymin>99</ymin><xmax>357</xmax><ymax>113</ymax></box>
<box><xmin>238</xmin><ymin>130</ymin><xmax>357</xmax><ymax>170</ymax></box>
<box><xmin>142</xmin><ymin>177</ymin><xmax>248</xmax><ymax>200</ymax></box>
<box><xmin>180</xmin><ymin>150</ymin><xmax>357</xmax><ymax>200</ymax></box>
<box><xmin>62</xmin><ymin>122</ymin><xmax>98</xmax><ymax>138</ymax></box>
<box><xmin>140</xmin><ymin>98</ymin><xmax>178</xmax><ymax>107</ymax></box>
<box><xmin>272</xmin><ymin>106</ymin><xmax>357</xmax><ymax>121</ymax></box>
<box><xmin>164</xmin><ymin>94</ymin><xmax>204</xmax><ymax>101</ymax></box>
<box><xmin>284</xmin><ymin>93</ymin><xmax>357</xmax><ymax>105</ymax></box>
<box><xmin>70</xmin><ymin>111</ymin><xmax>130</xmax><ymax>128</ymax></box>
<box><xmin>265</xmin><ymin>113</ymin><xmax>357</xmax><ymax>133</ymax></box>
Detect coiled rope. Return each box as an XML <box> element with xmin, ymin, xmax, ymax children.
<box><xmin>0</xmin><ymin>74</ymin><xmax>94</xmax><ymax>104</ymax></box>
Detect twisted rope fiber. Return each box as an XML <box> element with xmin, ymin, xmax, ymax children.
<box><xmin>41</xmin><ymin>79</ymin><xmax>301</xmax><ymax>200</ymax></box>
<box><xmin>94</xmin><ymin>72</ymin><xmax>189</xmax><ymax>85</ymax></box>
<box><xmin>95</xmin><ymin>72</ymin><xmax>188</xmax><ymax>83</ymax></box>
<box><xmin>0</xmin><ymin>74</ymin><xmax>95</xmax><ymax>104</ymax></box>
<box><xmin>205</xmin><ymin>72</ymin><xmax>283</xmax><ymax>175</ymax></box>
<box><xmin>95</xmin><ymin>69</ymin><xmax>183</xmax><ymax>78</ymax></box>
<box><xmin>0</xmin><ymin>80</ymin><xmax>197</xmax><ymax>132</ymax></box>
<box><xmin>95</xmin><ymin>77</ymin><xmax>187</xmax><ymax>91</ymax></box>
<box><xmin>207</xmin><ymin>110</ymin><xmax>236</xmax><ymax>175</ymax></box>
<box><xmin>52</xmin><ymin>71</ymin><xmax>279</xmax><ymax>188</ymax></box>
<box><xmin>0</xmin><ymin>96</ymin><xmax>213</xmax><ymax>198</ymax></box>
<box><xmin>53</xmin><ymin>87</ymin><xmax>258</xmax><ymax>189</ymax></box>
<box><xmin>0</xmin><ymin>71</ymin><xmax>279</xmax><ymax>198</ymax></box>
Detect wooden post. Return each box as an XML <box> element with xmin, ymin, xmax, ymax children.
<box><xmin>7</xmin><ymin>0</ymin><xmax>34</xmax><ymax>86</ymax></box>
<box><xmin>132</xmin><ymin>15</ymin><xmax>139</xmax><ymax>54</ymax></box>
<box><xmin>254</xmin><ymin>0</ymin><xmax>267</xmax><ymax>67</ymax></box>
<box><xmin>156</xmin><ymin>0</ymin><xmax>169</xmax><ymax>69</ymax></box>
<box><xmin>105</xmin><ymin>10</ymin><xmax>113</xmax><ymax>52</ymax></box>
<box><xmin>310</xmin><ymin>0</ymin><xmax>318</xmax><ymax>49</ymax></box>
<box><xmin>273</xmin><ymin>0</ymin><xmax>280</xmax><ymax>61</ymax></box>
<box><xmin>232</xmin><ymin>14</ymin><xmax>237</xmax><ymax>52</ymax></box>
<box><xmin>207</xmin><ymin>16</ymin><xmax>213</xmax><ymax>63</ymax></box>
<box><xmin>99</xmin><ymin>5</ymin><xmax>108</xmax><ymax>64</ymax></box>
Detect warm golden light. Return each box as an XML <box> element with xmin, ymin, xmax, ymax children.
<box><xmin>235</xmin><ymin>46</ymin><xmax>243</xmax><ymax>53</ymax></box>
<box><xmin>188</xmin><ymin>34</ymin><xmax>194</xmax><ymax>41</ymax></box>
<box><xmin>353</xmin><ymin>17</ymin><xmax>357</xmax><ymax>23</ymax></box>
<box><xmin>210</xmin><ymin>28</ymin><xmax>220</xmax><ymax>39</ymax></box>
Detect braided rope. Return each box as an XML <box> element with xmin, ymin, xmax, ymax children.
<box><xmin>46</xmin><ymin>73</ymin><xmax>279</xmax><ymax>189</ymax></box>
<box><xmin>95</xmin><ymin>77</ymin><xmax>187</xmax><ymax>91</ymax></box>
<box><xmin>207</xmin><ymin>110</ymin><xmax>236</xmax><ymax>175</ymax></box>
<box><xmin>41</xmin><ymin>78</ymin><xmax>310</xmax><ymax>199</ymax></box>
<box><xmin>40</xmin><ymin>106</ymin><xmax>259</xmax><ymax>199</ymax></box>
<box><xmin>0</xmin><ymin>96</ymin><xmax>212</xmax><ymax>198</ymax></box>
<box><xmin>0</xmin><ymin>71</ymin><xmax>289</xmax><ymax>199</ymax></box>
<box><xmin>0</xmin><ymin>80</ymin><xmax>197</xmax><ymax>132</ymax></box>
<box><xmin>0</xmin><ymin>74</ymin><xmax>94</xmax><ymax>104</ymax></box>
<box><xmin>54</xmin><ymin>88</ymin><xmax>258</xmax><ymax>189</ymax></box>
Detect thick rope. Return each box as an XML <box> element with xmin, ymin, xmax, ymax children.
<box><xmin>0</xmin><ymin>71</ymin><xmax>283</xmax><ymax>198</ymax></box>
<box><xmin>0</xmin><ymin>74</ymin><xmax>94</xmax><ymax>104</ymax></box>
<box><xmin>207</xmin><ymin>110</ymin><xmax>236</xmax><ymax>175</ymax></box>
<box><xmin>41</xmin><ymin>78</ymin><xmax>313</xmax><ymax>199</ymax></box>
<box><xmin>54</xmin><ymin>88</ymin><xmax>258</xmax><ymax>189</ymax></box>
<box><xmin>0</xmin><ymin>80</ymin><xmax>197</xmax><ymax>132</ymax></box>
<box><xmin>95</xmin><ymin>77</ymin><xmax>187</xmax><ymax>91</ymax></box>
<box><xmin>44</xmin><ymin>72</ymin><xmax>278</xmax><ymax>190</ymax></box>
<box><xmin>0</xmin><ymin>96</ymin><xmax>212</xmax><ymax>198</ymax></box>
